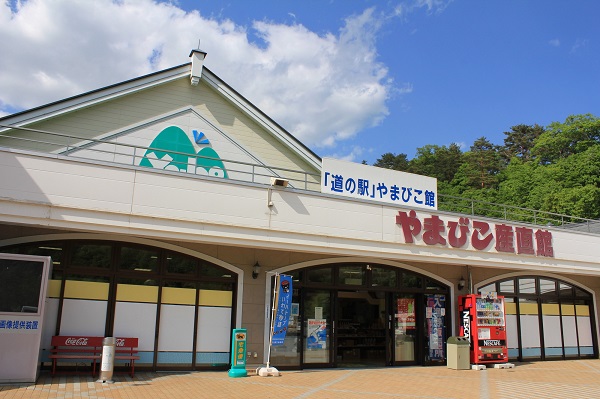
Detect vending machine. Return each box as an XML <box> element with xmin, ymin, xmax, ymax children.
<box><xmin>458</xmin><ymin>294</ymin><xmax>508</xmax><ymax>365</ymax></box>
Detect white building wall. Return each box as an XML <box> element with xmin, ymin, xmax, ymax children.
<box><xmin>1</xmin><ymin>148</ymin><xmax>599</xmax><ymax>278</ymax></box>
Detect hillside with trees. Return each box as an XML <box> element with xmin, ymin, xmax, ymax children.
<box><xmin>372</xmin><ymin>113</ymin><xmax>600</xmax><ymax>221</ymax></box>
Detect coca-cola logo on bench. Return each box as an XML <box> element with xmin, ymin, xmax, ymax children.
<box><xmin>63</xmin><ymin>337</ymin><xmax>128</xmax><ymax>346</ymax></box>
<box><xmin>65</xmin><ymin>337</ymin><xmax>88</xmax><ymax>346</ymax></box>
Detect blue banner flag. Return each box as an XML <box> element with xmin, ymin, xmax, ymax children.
<box><xmin>271</xmin><ymin>275</ymin><xmax>293</xmax><ymax>346</ymax></box>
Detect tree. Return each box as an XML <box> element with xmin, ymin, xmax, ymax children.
<box><xmin>544</xmin><ymin>185</ymin><xmax>600</xmax><ymax>220</ymax></box>
<box><xmin>496</xmin><ymin>158</ymin><xmax>537</xmax><ymax>208</ymax></box>
<box><xmin>370</xmin><ymin>113</ymin><xmax>600</xmax><ymax>220</ymax></box>
<box><xmin>532</xmin><ymin>114</ymin><xmax>600</xmax><ymax>164</ymax></box>
<box><xmin>373</xmin><ymin>152</ymin><xmax>409</xmax><ymax>171</ymax></box>
<box><xmin>499</xmin><ymin>145</ymin><xmax>600</xmax><ymax>219</ymax></box>
<box><xmin>452</xmin><ymin>137</ymin><xmax>502</xmax><ymax>189</ymax></box>
<box><xmin>502</xmin><ymin>124</ymin><xmax>544</xmax><ymax>162</ymax></box>
<box><xmin>408</xmin><ymin>143</ymin><xmax>463</xmax><ymax>182</ymax></box>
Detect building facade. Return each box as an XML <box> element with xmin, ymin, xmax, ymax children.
<box><xmin>0</xmin><ymin>51</ymin><xmax>598</xmax><ymax>370</ymax></box>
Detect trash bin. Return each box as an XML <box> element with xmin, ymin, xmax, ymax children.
<box><xmin>98</xmin><ymin>337</ymin><xmax>116</xmax><ymax>383</ymax></box>
<box><xmin>446</xmin><ymin>336</ymin><xmax>470</xmax><ymax>370</ymax></box>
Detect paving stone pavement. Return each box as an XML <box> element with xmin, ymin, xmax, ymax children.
<box><xmin>1</xmin><ymin>359</ymin><xmax>600</xmax><ymax>399</ymax></box>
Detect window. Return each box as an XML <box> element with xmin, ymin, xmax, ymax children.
<box><xmin>478</xmin><ymin>283</ymin><xmax>496</xmax><ymax>294</ymax></box>
<box><xmin>575</xmin><ymin>287</ymin><xmax>592</xmax><ymax>298</ymax></box>
<box><xmin>166</xmin><ymin>252</ymin><xmax>197</xmax><ymax>274</ymax></box>
<box><xmin>499</xmin><ymin>280</ymin><xmax>514</xmax><ymax>294</ymax></box>
<box><xmin>518</xmin><ymin>278</ymin><xmax>536</xmax><ymax>294</ymax></box>
<box><xmin>7</xmin><ymin>243</ymin><xmax>65</xmax><ymax>268</ymax></box>
<box><xmin>480</xmin><ymin>276</ymin><xmax>597</xmax><ymax>362</ymax></box>
<box><xmin>539</xmin><ymin>279</ymin><xmax>556</xmax><ymax>297</ymax></box>
<box><xmin>339</xmin><ymin>265</ymin><xmax>364</xmax><ymax>286</ymax></box>
<box><xmin>371</xmin><ymin>267</ymin><xmax>396</xmax><ymax>288</ymax></box>
<box><xmin>558</xmin><ymin>283</ymin><xmax>573</xmax><ymax>297</ymax></box>
<box><xmin>71</xmin><ymin>243</ymin><xmax>111</xmax><ymax>269</ymax></box>
<box><xmin>119</xmin><ymin>246</ymin><xmax>158</xmax><ymax>272</ymax></box>
<box><xmin>425</xmin><ymin>278</ymin><xmax>444</xmax><ymax>290</ymax></box>
<box><xmin>199</xmin><ymin>260</ymin><xmax>233</xmax><ymax>279</ymax></box>
<box><xmin>401</xmin><ymin>272</ymin><xmax>422</xmax><ymax>288</ymax></box>
<box><xmin>307</xmin><ymin>267</ymin><xmax>332</xmax><ymax>284</ymax></box>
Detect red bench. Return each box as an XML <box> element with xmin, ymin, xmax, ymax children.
<box><xmin>49</xmin><ymin>336</ymin><xmax>139</xmax><ymax>377</ymax></box>
<box><xmin>114</xmin><ymin>337</ymin><xmax>140</xmax><ymax>377</ymax></box>
<box><xmin>48</xmin><ymin>336</ymin><xmax>103</xmax><ymax>376</ymax></box>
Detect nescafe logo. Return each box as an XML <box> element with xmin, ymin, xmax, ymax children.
<box><xmin>483</xmin><ymin>340</ymin><xmax>501</xmax><ymax>346</ymax></box>
<box><xmin>462</xmin><ymin>310</ymin><xmax>471</xmax><ymax>343</ymax></box>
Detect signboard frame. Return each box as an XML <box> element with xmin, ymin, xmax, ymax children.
<box><xmin>321</xmin><ymin>157</ymin><xmax>438</xmax><ymax>210</ymax></box>
<box><xmin>0</xmin><ymin>253</ymin><xmax>52</xmax><ymax>383</ymax></box>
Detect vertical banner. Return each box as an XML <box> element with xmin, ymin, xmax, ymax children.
<box><xmin>426</xmin><ymin>294</ymin><xmax>446</xmax><ymax>361</ymax></box>
<box><xmin>271</xmin><ymin>275</ymin><xmax>293</xmax><ymax>346</ymax></box>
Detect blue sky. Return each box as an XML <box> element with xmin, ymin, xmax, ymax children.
<box><xmin>185</xmin><ymin>0</ymin><xmax>599</xmax><ymax>161</ymax></box>
<box><xmin>1</xmin><ymin>0</ymin><xmax>599</xmax><ymax>164</ymax></box>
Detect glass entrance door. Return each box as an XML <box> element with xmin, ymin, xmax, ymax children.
<box><xmin>393</xmin><ymin>294</ymin><xmax>417</xmax><ymax>364</ymax></box>
<box><xmin>302</xmin><ymin>290</ymin><xmax>333</xmax><ymax>367</ymax></box>
<box><xmin>335</xmin><ymin>291</ymin><xmax>387</xmax><ymax>367</ymax></box>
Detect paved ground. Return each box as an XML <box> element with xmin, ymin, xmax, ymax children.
<box><xmin>1</xmin><ymin>359</ymin><xmax>600</xmax><ymax>399</ymax></box>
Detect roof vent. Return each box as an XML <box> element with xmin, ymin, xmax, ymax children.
<box><xmin>189</xmin><ymin>49</ymin><xmax>207</xmax><ymax>86</ymax></box>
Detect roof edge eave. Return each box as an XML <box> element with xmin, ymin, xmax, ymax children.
<box><xmin>0</xmin><ymin>63</ymin><xmax>191</xmax><ymax>126</ymax></box>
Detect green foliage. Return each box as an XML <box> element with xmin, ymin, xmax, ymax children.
<box><xmin>452</xmin><ymin>137</ymin><xmax>502</xmax><ymax>189</ymax></box>
<box><xmin>532</xmin><ymin>114</ymin><xmax>600</xmax><ymax>164</ymax></box>
<box><xmin>502</xmin><ymin>124</ymin><xmax>544</xmax><ymax>162</ymax></box>
<box><xmin>543</xmin><ymin>185</ymin><xmax>600</xmax><ymax>220</ymax></box>
<box><xmin>496</xmin><ymin>158</ymin><xmax>537</xmax><ymax>208</ymax></box>
<box><xmin>373</xmin><ymin>152</ymin><xmax>409</xmax><ymax>171</ymax></box>
<box><xmin>408</xmin><ymin>143</ymin><xmax>462</xmax><ymax>182</ymax></box>
<box><xmin>523</xmin><ymin>146</ymin><xmax>600</xmax><ymax>219</ymax></box>
<box><xmin>372</xmin><ymin>113</ymin><xmax>600</xmax><ymax>221</ymax></box>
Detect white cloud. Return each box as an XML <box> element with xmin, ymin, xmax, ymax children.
<box><xmin>0</xmin><ymin>0</ymin><xmax>399</xmax><ymax>151</ymax></box>
<box><xmin>571</xmin><ymin>38</ymin><xmax>588</xmax><ymax>53</ymax></box>
<box><xmin>411</xmin><ymin>0</ymin><xmax>453</xmax><ymax>14</ymax></box>
<box><xmin>324</xmin><ymin>145</ymin><xmax>366</xmax><ymax>163</ymax></box>
<box><xmin>548</xmin><ymin>38</ymin><xmax>560</xmax><ymax>47</ymax></box>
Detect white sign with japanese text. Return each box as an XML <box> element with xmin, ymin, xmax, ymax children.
<box><xmin>321</xmin><ymin>158</ymin><xmax>438</xmax><ymax>210</ymax></box>
<box><xmin>0</xmin><ymin>253</ymin><xmax>52</xmax><ymax>383</ymax></box>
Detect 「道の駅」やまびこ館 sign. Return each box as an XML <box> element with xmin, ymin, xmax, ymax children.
<box><xmin>321</xmin><ymin>158</ymin><xmax>437</xmax><ymax>210</ymax></box>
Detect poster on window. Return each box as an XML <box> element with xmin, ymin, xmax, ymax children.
<box><xmin>426</xmin><ymin>294</ymin><xmax>446</xmax><ymax>361</ymax></box>
<box><xmin>306</xmin><ymin>319</ymin><xmax>327</xmax><ymax>349</ymax></box>
<box><xmin>396</xmin><ymin>298</ymin><xmax>416</xmax><ymax>330</ymax></box>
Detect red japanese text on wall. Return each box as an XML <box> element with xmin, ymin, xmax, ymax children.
<box><xmin>395</xmin><ymin>210</ymin><xmax>554</xmax><ymax>257</ymax></box>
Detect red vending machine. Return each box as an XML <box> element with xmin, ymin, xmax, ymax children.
<box><xmin>458</xmin><ymin>294</ymin><xmax>508</xmax><ymax>365</ymax></box>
